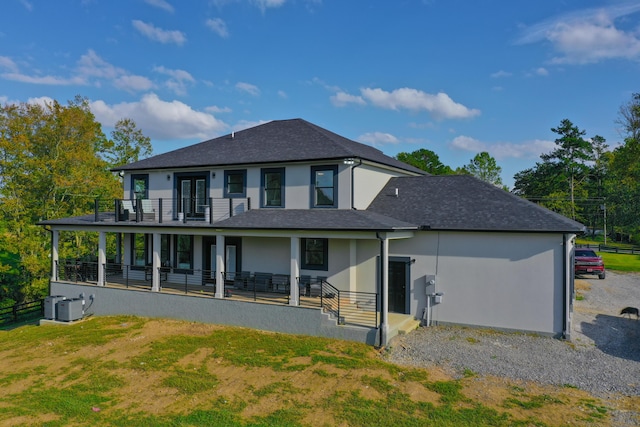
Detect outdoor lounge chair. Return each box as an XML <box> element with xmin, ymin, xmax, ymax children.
<box><xmin>120</xmin><ymin>200</ymin><xmax>135</xmax><ymax>220</ymax></box>
<box><xmin>271</xmin><ymin>274</ymin><xmax>289</xmax><ymax>293</ymax></box>
<box><xmin>309</xmin><ymin>276</ymin><xmax>325</xmax><ymax>297</ymax></box>
<box><xmin>233</xmin><ymin>271</ymin><xmax>250</xmax><ymax>289</ymax></box>
<box><xmin>299</xmin><ymin>275</ymin><xmax>311</xmax><ymax>297</ymax></box>
<box><xmin>140</xmin><ymin>199</ymin><xmax>155</xmax><ymax>220</ymax></box>
<box><xmin>253</xmin><ymin>272</ymin><xmax>272</xmax><ymax>292</ymax></box>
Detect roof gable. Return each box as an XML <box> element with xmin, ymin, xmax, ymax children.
<box><xmin>367</xmin><ymin>175</ymin><xmax>584</xmax><ymax>233</ymax></box>
<box><xmin>116</xmin><ymin>118</ymin><xmax>424</xmax><ymax>174</ymax></box>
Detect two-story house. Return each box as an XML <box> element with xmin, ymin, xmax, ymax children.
<box><xmin>41</xmin><ymin>118</ymin><xmax>583</xmax><ymax>346</ymax></box>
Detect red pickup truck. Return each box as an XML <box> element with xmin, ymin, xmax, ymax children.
<box><xmin>574</xmin><ymin>248</ymin><xmax>605</xmax><ymax>279</ymax></box>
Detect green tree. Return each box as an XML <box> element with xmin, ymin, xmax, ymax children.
<box><xmin>396</xmin><ymin>148</ymin><xmax>454</xmax><ymax>174</ymax></box>
<box><xmin>542</xmin><ymin>119</ymin><xmax>593</xmax><ymax>220</ymax></box>
<box><xmin>103</xmin><ymin>118</ymin><xmax>152</xmax><ymax>167</ymax></box>
<box><xmin>461</xmin><ymin>151</ymin><xmax>503</xmax><ymax>187</ymax></box>
<box><xmin>0</xmin><ymin>97</ymin><xmax>121</xmax><ymax>301</ymax></box>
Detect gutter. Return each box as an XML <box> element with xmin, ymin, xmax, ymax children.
<box><xmin>350</xmin><ymin>158</ymin><xmax>363</xmax><ymax>210</ymax></box>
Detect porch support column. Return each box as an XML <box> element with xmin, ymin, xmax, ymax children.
<box><xmin>115</xmin><ymin>233</ymin><xmax>122</xmax><ymax>264</ymax></box>
<box><xmin>151</xmin><ymin>232</ymin><xmax>161</xmax><ymax>292</ymax></box>
<box><xmin>214</xmin><ymin>235</ymin><xmax>225</xmax><ymax>299</ymax></box>
<box><xmin>349</xmin><ymin>239</ymin><xmax>357</xmax><ymax>292</ymax></box>
<box><xmin>98</xmin><ymin>231</ymin><xmax>106</xmax><ymax>286</ymax></box>
<box><xmin>51</xmin><ymin>229</ymin><xmax>59</xmax><ymax>282</ymax></box>
<box><xmin>378</xmin><ymin>233</ymin><xmax>389</xmax><ymax>347</ymax></box>
<box><xmin>289</xmin><ymin>237</ymin><xmax>300</xmax><ymax>306</ymax></box>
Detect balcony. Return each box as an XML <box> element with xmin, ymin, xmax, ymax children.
<box><xmin>91</xmin><ymin>197</ymin><xmax>251</xmax><ymax>224</ymax></box>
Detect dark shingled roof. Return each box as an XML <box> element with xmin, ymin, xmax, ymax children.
<box><xmin>210</xmin><ymin>209</ymin><xmax>417</xmax><ymax>231</ymax></box>
<box><xmin>366</xmin><ymin>175</ymin><xmax>584</xmax><ymax>233</ymax></box>
<box><xmin>115</xmin><ymin>118</ymin><xmax>424</xmax><ymax>175</ymax></box>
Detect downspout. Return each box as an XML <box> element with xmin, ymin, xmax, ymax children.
<box><xmin>376</xmin><ymin>232</ymin><xmax>388</xmax><ymax>347</ymax></box>
<box><xmin>563</xmin><ymin>234</ymin><xmax>574</xmax><ymax>340</ymax></box>
<box><xmin>350</xmin><ymin>158</ymin><xmax>362</xmax><ymax>210</ymax></box>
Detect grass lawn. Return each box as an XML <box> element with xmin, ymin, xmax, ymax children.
<box><xmin>576</xmin><ymin>237</ymin><xmax>640</xmax><ymax>273</ymax></box>
<box><xmin>0</xmin><ymin>316</ymin><xmax>615</xmax><ymax>426</ymax></box>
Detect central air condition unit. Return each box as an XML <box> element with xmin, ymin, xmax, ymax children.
<box><xmin>44</xmin><ymin>295</ymin><xmax>66</xmax><ymax>320</ymax></box>
<box><xmin>56</xmin><ymin>298</ymin><xmax>84</xmax><ymax>322</ymax></box>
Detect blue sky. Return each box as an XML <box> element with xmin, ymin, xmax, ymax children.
<box><xmin>1</xmin><ymin>0</ymin><xmax>639</xmax><ymax>187</ymax></box>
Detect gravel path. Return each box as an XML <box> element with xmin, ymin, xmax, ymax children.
<box><xmin>385</xmin><ymin>271</ymin><xmax>640</xmax><ymax>424</ymax></box>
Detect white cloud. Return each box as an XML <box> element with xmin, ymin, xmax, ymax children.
<box><xmin>517</xmin><ymin>3</ymin><xmax>640</xmax><ymax>64</ymax></box>
<box><xmin>132</xmin><ymin>20</ymin><xmax>186</xmax><ymax>45</ymax></box>
<box><xmin>90</xmin><ymin>93</ymin><xmax>228</xmax><ymax>140</ymax></box>
<box><xmin>153</xmin><ymin>66</ymin><xmax>194</xmax><ymax>95</ymax></box>
<box><xmin>0</xmin><ymin>56</ymin><xmax>19</xmax><ymax>73</ymax></box>
<box><xmin>330</xmin><ymin>91</ymin><xmax>365</xmax><ymax>107</ymax></box>
<box><xmin>361</xmin><ymin>87</ymin><xmax>480</xmax><ymax>120</ymax></box>
<box><xmin>205</xmin><ymin>105</ymin><xmax>232</xmax><ymax>113</ymax></box>
<box><xmin>358</xmin><ymin>131</ymin><xmax>400</xmax><ymax>147</ymax></box>
<box><xmin>26</xmin><ymin>96</ymin><xmax>55</xmax><ymax>107</ymax></box>
<box><xmin>253</xmin><ymin>0</ymin><xmax>286</xmax><ymax>12</ymax></box>
<box><xmin>20</xmin><ymin>0</ymin><xmax>33</xmax><ymax>11</ymax></box>
<box><xmin>77</xmin><ymin>50</ymin><xmax>153</xmax><ymax>91</ymax></box>
<box><xmin>0</xmin><ymin>72</ymin><xmax>83</xmax><ymax>85</ymax></box>
<box><xmin>491</xmin><ymin>70</ymin><xmax>512</xmax><ymax>78</ymax></box>
<box><xmin>236</xmin><ymin>82</ymin><xmax>260</xmax><ymax>96</ymax></box>
<box><xmin>206</xmin><ymin>18</ymin><xmax>229</xmax><ymax>38</ymax></box>
<box><xmin>144</xmin><ymin>0</ymin><xmax>174</xmax><ymax>13</ymax></box>
<box><xmin>277</xmin><ymin>90</ymin><xmax>287</xmax><ymax>99</ymax></box>
<box><xmin>450</xmin><ymin>135</ymin><xmax>556</xmax><ymax>160</ymax></box>
<box><xmin>535</xmin><ymin>67</ymin><xmax>549</xmax><ymax>76</ymax></box>
<box><xmin>450</xmin><ymin>135</ymin><xmax>486</xmax><ymax>152</ymax></box>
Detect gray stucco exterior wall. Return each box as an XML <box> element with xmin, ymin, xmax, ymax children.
<box><xmin>49</xmin><ymin>282</ymin><xmax>379</xmax><ymax>345</ymax></box>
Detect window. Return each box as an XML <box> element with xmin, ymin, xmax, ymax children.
<box><xmin>131</xmin><ymin>174</ymin><xmax>149</xmax><ymax>200</ymax></box>
<box><xmin>311</xmin><ymin>165</ymin><xmax>337</xmax><ymax>208</ymax></box>
<box><xmin>224</xmin><ymin>170</ymin><xmax>247</xmax><ymax>198</ymax></box>
<box><xmin>301</xmin><ymin>238</ymin><xmax>328</xmax><ymax>270</ymax></box>
<box><xmin>176</xmin><ymin>173</ymin><xmax>208</xmax><ymax>218</ymax></box>
<box><xmin>174</xmin><ymin>235</ymin><xmax>193</xmax><ymax>272</ymax></box>
<box><xmin>261</xmin><ymin>168</ymin><xmax>284</xmax><ymax>207</ymax></box>
<box><xmin>131</xmin><ymin>233</ymin><xmax>150</xmax><ymax>269</ymax></box>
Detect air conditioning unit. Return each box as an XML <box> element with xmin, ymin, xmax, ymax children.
<box><xmin>44</xmin><ymin>295</ymin><xmax>66</xmax><ymax>320</ymax></box>
<box><xmin>56</xmin><ymin>298</ymin><xmax>84</xmax><ymax>322</ymax></box>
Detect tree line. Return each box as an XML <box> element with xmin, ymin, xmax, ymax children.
<box><xmin>1</xmin><ymin>93</ymin><xmax>639</xmax><ymax>306</ymax></box>
<box><xmin>0</xmin><ymin>96</ymin><xmax>151</xmax><ymax>306</ymax></box>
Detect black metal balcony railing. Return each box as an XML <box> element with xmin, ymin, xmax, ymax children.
<box><xmin>53</xmin><ymin>260</ymin><xmax>379</xmax><ymax>328</ymax></box>
<box><xmin>92</xmin><ymin>197</ymin><xmax>251</xmax><ymax>224</ymax></box>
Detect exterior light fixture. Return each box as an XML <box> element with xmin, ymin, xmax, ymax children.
<box><xmin>166</xmin><ymin>174</ymin><xmax>171</xmax><ymax>181</ymax></box>
<box><xmin>343</xmin><ymin>158</ymin><xmax>356</xmax><ymax>165</ymax></box>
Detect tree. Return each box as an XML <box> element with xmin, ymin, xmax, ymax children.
<box><xmin>542</xmin><ymin>119</ymin><xmax>592</xmax><ymax>220</ymax></box>
<box><xmin>396</xmin><ymin>148</ymin><xmax>454</xmax><ymax>174</ymax></box>
<box><xmin>103</xmin><ymin>118</ymin><xmax>152</xmax><ymax>167</ymax></box>
<box><xmin>0</xmin><ymin>97</ymin><xmax>121</xmax><ymax>301</ymax></box>
<box><xmin>461</xmin><ymin>151</ymin><xmax>503</xmax><ymax>187</ymax></box>
<box><xmin>615</xmin><ymin>92</ymin><xmax>640</xmax><ymax>142</ymax></box>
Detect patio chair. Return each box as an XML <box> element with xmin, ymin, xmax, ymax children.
<box><xmin>253</xmin><ymin>272</ymin><xmax>272</xmax><ymax>292</ymax></box>
<box><xmin>299</xmin><ymin>275</ymin><xmax>311</xmax><ymax>297</ymax></box>
<box><xmin>309</xmin><ymin>276</ymin><xmax>325</xmax><ymax>298</ymax></box>
<box><xmin>120</xmin><ymin>200</ymin><xmax>135</xmax><ymax>220</ymax></box>
<box><xmin>140</xmin><ymin>199</ymin><xmax>155</xmax><ymax>220</ymax></box>
<box><xmin>234</xmin><ymin>271</ymin><xmax>250</xmax><ymax>289</ymax></box>
<box><xmin>271</xmin><ymin>274</ymin><xmax>289</xmax><ymax>293</ymax></box>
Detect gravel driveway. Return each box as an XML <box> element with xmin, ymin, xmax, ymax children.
<box><xmin>385</xmin><ymin>271</ymin><xmax>640</xmax><ymax>424</ymax></box>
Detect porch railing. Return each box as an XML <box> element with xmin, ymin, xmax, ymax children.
<box><xmin>92</xmin><ymin>197</ymin><xmax>251</xmax><ymax>224</ymax></box>
<box><xmin>53</xmin><ymin>260</ymin><xmax>379</xmax><ymax>328</ymax></box>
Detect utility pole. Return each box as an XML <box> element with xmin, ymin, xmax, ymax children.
<box><xmin>601</xmin><ymin>203</ymin><xmax>607</xmax><ymax>245</ymax></box>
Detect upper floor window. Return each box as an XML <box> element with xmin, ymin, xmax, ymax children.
<box><xmin>311</xmin><ymin>165</ymin><xmax>337</xmax><ymax>208</ymax></box>
<box><xmin>261</xmin><ymin>168</ymin><xmax>285</xmax><ymax>208</ymax></box>
<box><xmin>224</xmin><ymin>170</ymin><xmax>247</xmax><ymax>198</ymax></box>
<box><xmin>131</xmin><ymin>174</ymin><xmax>149</xmax><ymax>200</ymax></box>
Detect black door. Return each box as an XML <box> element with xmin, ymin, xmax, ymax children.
<box><xmin>388</xmin><ymin>259</ymin><xmax>409</xmax><ymax>314</ymax></box>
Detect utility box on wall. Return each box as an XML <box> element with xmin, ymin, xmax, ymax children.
<box><xmin>56</xmin><ymin>298</ymin><xmax>83</xmax><ymax>322</ymax></box>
